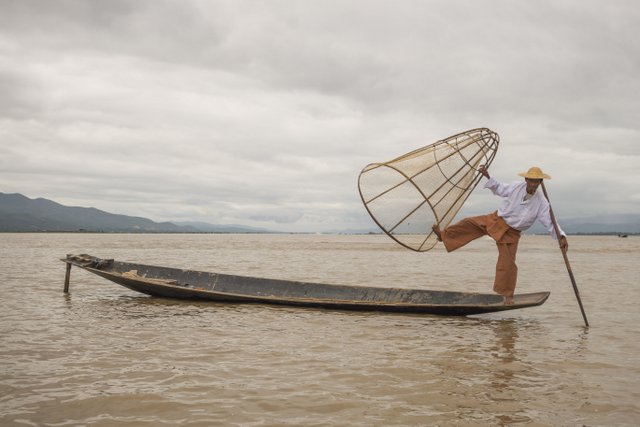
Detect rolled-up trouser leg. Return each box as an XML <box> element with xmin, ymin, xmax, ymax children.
<box><xmin>493</xmin><ymin>241</ymin><xmax>519</xmax><ymax>297</ymax></box>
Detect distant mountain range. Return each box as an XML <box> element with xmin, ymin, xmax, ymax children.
<box><xmin>1</xmin><ymin>192</ymin><xmax>639</xmax><ymax>234</ymax></box>
<box><xmin>527</xmin><ymin>213</ymin><xmax>640</xmax><ymax>235</ymax></box>
<box><xmin>0</xmin><ymin>192</ymin><xmax>272</xmax><ymax>233</ymax></box>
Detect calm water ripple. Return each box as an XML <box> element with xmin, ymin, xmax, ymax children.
<box><xmin>1</xmin><ymin>233</ymin><xmax>639</xmax><ymax>426</ymax></box>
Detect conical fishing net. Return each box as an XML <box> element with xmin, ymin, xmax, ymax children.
<box><xmin>358</xmin><ymin>127</ymin><xmax>499</xmax><ymax>252</ymax></box>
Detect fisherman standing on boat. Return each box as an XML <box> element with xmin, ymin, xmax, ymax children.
<box><xmin>431</xmin><ymin>166</ymin><xmax>568</xmax><ymax>304</ymax></box>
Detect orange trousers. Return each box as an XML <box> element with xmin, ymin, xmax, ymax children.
<box><xmin>441</xmin><ymin>212</ymin><xmax>521</xmax><ymax>297</ymax></box>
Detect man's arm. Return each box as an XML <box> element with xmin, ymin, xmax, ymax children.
<box><xmin>538</xmin><ymin>202</ymin><xmax>569</xmax><ymax>251</ymax></box>
<box><xmin>481</xmin><ymin>166</ymin><xmax>514</xmax><ymax>197</ymax></box>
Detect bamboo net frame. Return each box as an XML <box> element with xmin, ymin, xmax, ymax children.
<box><xmin>358</xmin><ymin>128</ymin><xmax>499</xmax><ymax>252</ymax></box>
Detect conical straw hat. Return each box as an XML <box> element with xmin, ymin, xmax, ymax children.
<box><xmin>518</xmin><ymin>166</ymin><xmax>551</xmax><ymax>180</ymax></box>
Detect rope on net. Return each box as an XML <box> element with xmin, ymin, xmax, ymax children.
<box><xmin>358</xmin><ymin>127</ymin><xmax>499</xmax><ymax>252</ymax></box>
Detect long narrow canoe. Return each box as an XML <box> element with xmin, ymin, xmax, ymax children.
<box><xmin>62</xmin><ymin>254</ymin><xmax>550</xmax><ymax>316</ymax></box>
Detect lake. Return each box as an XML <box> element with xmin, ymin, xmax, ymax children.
<box><xmin>1</xmin><ymin>233</ymin><xmax>638</xmax><ymax>426</ymax></box>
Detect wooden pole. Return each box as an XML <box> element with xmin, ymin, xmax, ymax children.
<box><xmin>64</xmin><ymin>262</ymin><xmax>71</xmax><ymax>293</ymax></box>
<box><xmin>541</xmin><ymin>182</ymin><xmax>589</xmax><ymax>327</ymax></box>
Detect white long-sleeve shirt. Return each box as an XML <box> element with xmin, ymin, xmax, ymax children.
<box><xmin>484</xmin><ymin>176</ymin><xmax>566</xmax><ymax>239</ymax></box>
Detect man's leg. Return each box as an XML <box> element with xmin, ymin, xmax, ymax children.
<box><xmin>493</xmin><ymin>241</ymin><xmax>519</xmax><ymax>301</ymax></box>
<box><xmin>435</xmin><ymin>215</ymin><xmax>490</xmax><ymax>252</ymax></box>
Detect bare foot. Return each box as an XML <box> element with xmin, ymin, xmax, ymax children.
<box><xmin>431</xmin><ymin>224</ymin><xmax>442</xmax><ymax>241</ymax></box>
<box><xmin>503</xmin><ymin>296</ymin><xmax>514</xmax><ymax>305</ymax></box>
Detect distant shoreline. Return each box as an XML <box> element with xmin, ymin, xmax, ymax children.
<box><xmin>0</xmin><ymin>230</ymin><xmax>288</xmax><ymax>234</ymax></box>
<box><xmin>0</xmin><ymin>230</ymin><xmax>636</xmax><ymax>236</ymax></box>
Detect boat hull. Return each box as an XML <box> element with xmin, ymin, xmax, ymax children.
<box><xmin>63</xmin><ymin>255</ymin><xmax>550</xmax><ymax>316</ymax></box>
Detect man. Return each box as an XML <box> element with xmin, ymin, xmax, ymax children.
<box><xmin>431</xmin><ymin>165</ymin><xmax>568</xmax><ymax>304</ymax></box>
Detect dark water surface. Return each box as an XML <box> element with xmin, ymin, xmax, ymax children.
<box><xmin>1</xmin><ymin>233</ymin><xmax>638</xmax><ymax>426</ymax></box>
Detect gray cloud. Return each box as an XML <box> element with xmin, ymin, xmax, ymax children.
<box><xmin>1</xmin><ymin>0</ymin><xmax>638</xmax><ymax>232</ymax></box>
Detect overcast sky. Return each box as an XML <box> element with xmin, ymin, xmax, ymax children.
<box><xmin>1</xmin><ymin>0</ymin><xmax>638</xmax><ymax>232</ymax></box>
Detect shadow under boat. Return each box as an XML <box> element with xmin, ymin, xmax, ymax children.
<box><xmin>61</xmin><ymin>254</ymin><xmax>550</xmax><ymax>316</ymax></box>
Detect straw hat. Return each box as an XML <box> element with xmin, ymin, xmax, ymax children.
<box><xmin>518</xmin><ymin>166</ymin><xmax>551</xmax><ymax>180</ymax></box>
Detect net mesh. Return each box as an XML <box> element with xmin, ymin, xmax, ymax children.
<box><xmin>358</xmin><ymin>127</ymin><xmax>499</xmax><ymax>252</ymax></box>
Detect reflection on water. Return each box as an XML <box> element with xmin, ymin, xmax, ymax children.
<box><xmin>1</xmin><ymin>233</ymin><xmax>639</xmax><ymax>426</ymax></box>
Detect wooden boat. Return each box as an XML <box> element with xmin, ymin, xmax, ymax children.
<box><xmin>61</xmin><ymin>254</ymin><xmax>550</xmax><ymax>316</ymax></box>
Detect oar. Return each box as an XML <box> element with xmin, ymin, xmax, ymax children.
<box><xmin>541</xmin><ymin>182</ymin><xmax>589</xmax><ymax>327</ymax></box>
